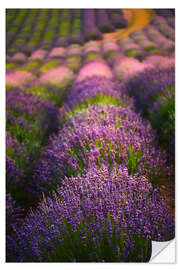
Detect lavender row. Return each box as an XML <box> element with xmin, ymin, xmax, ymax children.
<box><xmin>125</xmin><ymin>66</ymin><xmax>175</xmax><ymax>163</ymax></box>
<box><xmin>6</xmin><ymin>87</ymin><xmax>60</xmax><ymax>204</ymax></box>
<box><xmin>7</xmin><ymin>9</ymin><xmax>129</xmax><ymax>55</ymax></box>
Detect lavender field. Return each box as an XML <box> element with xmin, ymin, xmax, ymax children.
<box><xmin>6</xmin><ymin>8</ymin><xmax>175</xmax><ymax>262</ymax></box>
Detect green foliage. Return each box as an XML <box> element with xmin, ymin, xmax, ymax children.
<box><xmin>66</xmin><ymin>56</ymin><xmax>81</xmax><ymax>72</ymax></box>
<box><xmin>85</xmin><ymin>53</ymin><xmax>102</xmax><ymax>61</ymax></box>
<box><xmin>85</xmin><ymin>32</ymin><xmax>100</xmax><ymax>41</ymax></box>
<box><xmin>44</xmin><ymin>31</ymin><xmax>55</xmax><ymax>41</ymax></box>
<box><xmin>42</xmin><ymin>215</ymin><xmax>151</xmax><ymax>262</ymax></box>
<box><xmin>144</xmin><ymin>45</ymin><xmax>157</xmax><ymax>51</ymax></box>
<box><xmin>24</xmin><ymin>85</ymin><xmax>65</xmax><ymax>106</ymax></box>
<box><xmin>40</xmin><ymin>61</ymin><xmax>60</xmax><ymax>72</ymax></box>
<box><xmin>16</xmin><ymin>61</ymin><xmax>39</xmax><ymax>71</ymax></box>
<box><xmin>100</xmin><ymin>24</ymin><xmax>112</xmax><ymax>33</ymax></box>
<box><xmin>66</xmin><ymin>95</ymin><xmax>123</xmax><ymax>119</ymax></box>
<box><xmin>149</xmin><ymin>86</ymin><xmax>175</xmax><ymax>147</ymax></box>
<box><xmin>126</xmin><ymin>50</ymin><xmax>139</xmax><ymax>57</ymax></box>
<box><xmin>6</xmin><ymin>62</ymin><xmax>16</xmax><ymax>71</ymax></box>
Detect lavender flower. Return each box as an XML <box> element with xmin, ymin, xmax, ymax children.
<box><xmin>11</xmin><ymin>52</ymin><xmax>27</xmax><ymax>63</ymax></box>
<box><xmin>64</xmin><ymin>76</ymin><xmax>134</xmax><ymax>113</ymax></box>
<box><xmin>126</xmin><ymin>66</ymin><xmax>175</xmax><ymax>162</ymax></box>
<box><xmin>143</xmin><ymin>55</ymin><xmax>175</xmax><ymax>69</ymax></box>
<box><xmin>6</xmin><ymin>193</ymin><xmax>24</xmax><ymax>234</ymax></box>
<box><xmin>48</xmin><ymin>47</ymin><xmax>67</xmax><ymax>59</ymax></box>
<box><xmin>38</xmin><ymin>66</ymin><xmax>74</xmax><ymax>87</ymax></box>
<box><xmin>6</xmin><ymin>71</ymin><xmax>36</xmax><ymax>88</ymax></box>
<box><xmin>96</xmin><ymin>9</ymin><xmax>114</xmax><ymax>33</ymax></box>
<box><xmin>7</xmin><ymin>165</ymin><xmax>174</xmax><ymax>262</ymax></box>
<box><xmin>76</xmin><ymin>60</ymin><xmax>113</xmax><ymax>82</ymax></box>
<box><xmin>83</xmin><ymin>9</ymin><xmax>102</xmax><ymax>41</ymax></box>
<box><xmin>144</xmin><ymin>25</ymin><xmax>175</xmax><ymax>52</ymax></box>
<box><xmin>67</xmin><ymin>44</ymin><xmax>82</xmax><ymax>57</ymax></box>
<box><xmin>113</xmin><ymin>56</ymin><xmax>153</xmax><ymax>81</ymax></box>
<box><xmin>29</xmin><ymin>49</ymin><xmax>47</xmax><ymax>61</ymax></box>
<box><xmin>33</xmin><ymin>104</ymin><xmax>171</xmax><ymax>195</ymax></box>
<box><xmin>102</xmin><ymin>39</ymin><xmax>120</xmax><ymax>56</ymax></box>
<box><xmin>151</xmin><ymin>16</ymin><xmax>175</xmax><ymax>41</ymax></box>
<box><xmin>83</xmin><ymin>41</ymin><xmax>101</xmax><ymax>55</ymax></box>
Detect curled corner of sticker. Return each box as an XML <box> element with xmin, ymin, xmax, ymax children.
<box><xmin>150</xmin><ymin>239</ymin><xmax>175</xmax><ymax>263</ymax></box>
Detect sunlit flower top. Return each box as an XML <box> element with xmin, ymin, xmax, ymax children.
<box><xmin>113</xmin><ymin>57</ymin><xmax>153</xmax><ymax>81</ymax></box>
<box><xmin>38</xmin><ymin>66</ymin><xmax>74</xmax><ymax>87</ymax></box>
<box><xmin>143</xmin><ymin>55</ymin><xmax>175</xmax><ymax>69</ymax></box>
<box><xmin>29</xmin><ymin>49</ymin><xmax>47</xmax><ymax>61</ymax></box>
<box><xmin>67</xmin><ymin>44</ymin><xmax>82</xmax><ymax>56</ymax></box>
<box><xmin>48</xmin><ymin>47</ymin><xmax>66</xmax><ymax>58</ymax></box>
<box><xmin>6</xmin><ymin>71</ymin><xmax>36</xmax><ymax>88</ymax></box>
<box><xmin>11</xmin><ymin>52</ymin><xmax>27</xmax><ymax>63</ymax></box>
<box><xmin>76</xmin><ymin>60</ymin><xmax>113</xmax><ymax>82</ymax></box>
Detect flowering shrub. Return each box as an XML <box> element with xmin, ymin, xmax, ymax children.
<box><xmin>151</xmin><ymin>16</ymin><xmax>175</xmax><ymax>41</ymax></box>
<box><xmin>11</xmin><ymin>52</ymin><xmax>27</xmax><ymax>63</ymax></box>
<box><xmin>33</xmin><ymin>104</ymin><xmax>170</xmax><ymax>195</ymax></box>
<box><xmin>38</xmin><ymin>66</ymin><xmax>74</xmax><ymax>87</ymax></box>
<box><xmin>6</xmin><ymin>193</ymin><xmax>24</xmax><ymax>234</ymax></box>
<box><xmin>67</xmin><ymin>44</ymin><xmax>82</xmax><ymax>57</ymax></box>
<box><xmin>6</xmin><ymin>71</ymin><xmax>36</xmax><ymax>88</ymax></box>
<box><xmin>96</xmin><ymin>9</ymin><xmax>114</xmax><ymax>33</ymax></box>
<box><xmin>113</xmin><ymin>57</ymin><xmax>153</xmax><ymax>81</ymax></box>
<box><xmin>7</xmin><ymin>165</ymin><xmax>174</xmax><ymax>262</ymax></box>
<box><xmin>102</xmin><ymin>39</ymin><xmax>120</xmax><ymax>55</ymax></box>
<box><xmin>126</xmin><ymin>66</ymin><xmax>175</xmax><ymax>162</ymax></box>
<box><xmin>144</xmin><ymin>25</ymin><xmax>175</xmax><ymax>53</ymax></box>
<box><xmin>76</xmin><ymin>60</ymin><xmax>113</xmax><ymax>82</ymax></box>
<box><xmin>29</xmin><ymin>49</ymin><xmax>47</xmax><ymax>61</ymax></box>
<box><xmin>6</xmin><ymin>87</ymin><xmax>60</xmax><ymax>203</ymax></box>
<box><xmin>83</xmin><ymin>9</ymin><xmax>102</xmax><ymax>41</ymax></box>
<box><xmin>48</xmin><ymin>47</ymin><xmax>66</xmax><ymax>58</ymax></box>
<box><xmin>143</xmin><ymin>55</ymin><xmax>175</xmax><ymax>69</ymax></box>
<box><xmin>83</xmin><ymin>41</ymin><xmax>101</xmax><ymax>55</ymax></box>
<box><xmin>64</xmin><ymin>76</ymin><xmax>134</xmax><ymax>114</ymax></box>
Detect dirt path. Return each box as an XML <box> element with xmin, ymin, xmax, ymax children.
<box><xmin>103</xmin><ymin>9</ymin><xmax>153</xmax><ymax>41</ymax></box>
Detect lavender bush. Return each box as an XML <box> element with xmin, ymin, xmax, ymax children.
<box><xmin>33</xmin><ymin>104</ymin><xmax>171</xmax><ymax>195</ymax></box>
<box><xmin>7</xmin><ymin>165</ymin><xmax>174</xmax><ymax>262</ymax></box>
<box><xmin>126</xmin><ymin>66</ymin><xmax>175</xmax><ymax>162</ymax></box>
<box><xmin>83</xmin><ymin>9</ymin><xmax>102</xmax><ymax>41</ymax></box>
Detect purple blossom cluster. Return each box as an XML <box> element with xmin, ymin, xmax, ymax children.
<box><xmin>76</xmin><ymin>60</ymin><xmax>113</xmax><ymax>82</ymax></box>
<box><xmin>143</xmin><ymin>55</ymin><xmax>175</xmax><ymax>69</ymax></box>
<box><xmin>38</xmin><ymin>66</ymin><xmax>74</xmax><ymax>87</ymax></box>
<box><xmin>144</xmin><ymin>25</ymin><xmax>175</xmax><ymax>53</ymax></box>
<box><xmin>6</xmin><ymin>194</ymin><xmax>24</xmax><ymax>233</ymax></box>
<box><xmin>83</xmin><ymin>9</ymin><xmax>102</xmax><ymax>41</ymax></box>
<box><xmin>63</xmin><ymin>76</ymin><xmax>134</xmax><ymax>112</ymax></box>
<box><xmin>7</xmin><ymin>165</ymin><xmax>174</xmax><ymax>262</ymax></box>
<box><xmin>126</xmin><ymin>66</ymin><xmax>175</xmax><ymax>113</ymax></box>
<box><xmin>129</xmin><ymin>30</ymin><xmax>157</xmax><ymax>51</ymax></box>
<box><xmin>6</xmin><ymin>71</ymin><xmax>36</xmax><ymax>88</ymax></box>
<box><xmin>126</xmin><ymin>66</ymin><xmax>175</xmax><ymax>162</ymax></box>
<box><xmin>6</xmin><ymin>87</ymin><xmax>59</xmax><ymax>201</ymax></box>
<box><xmin>113</xmin><ymin>56</ymin><xmax>153</xmax><ymax>81</ymax></box>
<box><xmin>108</xmin><ymin>9</ymin><xmax>128</xmax><ymax>28</ymax></box>
<box><xmin>96</xmin><ymin>9</ymin><xmax>115</xmax><ymax>33</ymax></box>
<box><xmin>151</xmin><ymin>16</ymin><xmax>175</xmax><ymax>41</ymax></box>
<box><xmin>83</xmin><ymin>41</ymin><xmax>101</xmax><ymax>56</ymax></box>
<box><xmin>32</xmin><ymin>104</ymin><xmax>171</xmax><ymax>196</ymax></box>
